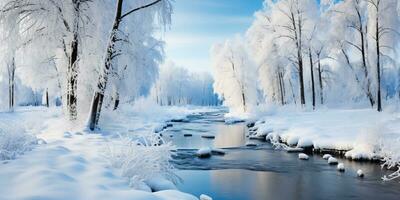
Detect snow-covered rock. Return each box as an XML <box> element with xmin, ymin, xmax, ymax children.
<box><xmin>196</xmin><ymin>148</ymin><xmax>212</xmax><ymax>158</ymax></box>
<box><xmin>328</xmin><ymin>157</ymin><xmax>338</xmax><ymax>165</ymax></box>
<box><xmin>286</xmin><ymin>136</ymin><xmax>300</xmax><ymax>146</ymax></box>
<box><xmin>337</xmin><ymin>163</ymin><xmax>345</xmax><ymax>172</ymax></box>
<box><xmin>322</xmin><ymin>154</ymin><xmax>332</xmax><ymax>160</ymax></box>
<box><xmin>145</xmin><ymin>177</ymin><xmax>177</xmax><ymax>192</ymax></box>
<box><xmin>357</xmin><ymin>169</ymin><xmax>364</xmax><ymax>177</ymax></box>
<box><xmin>298</xmin><ymin>153</ymin><xmax>309</xmax><ymax>160</ymax></box>
<box><xmin>200</xmin><ymin>194</ymin><xmax>213</xmax><ymax>200</ymax></box>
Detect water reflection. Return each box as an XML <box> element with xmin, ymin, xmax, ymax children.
<box><xmin>163</xmin><ymin>113</ymin><xmax>250</xmax><ymax>149</ymax></box>
<box><xmin>177</xmin><ymin>167</ymin><xmax>400</xmax><ymax>200</ymax></box>
<box><xmin>214</xmin><ymin>124</ymin><xmax>246</xmax><ymax>148</ymax></box>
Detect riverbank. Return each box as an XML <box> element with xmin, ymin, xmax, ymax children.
<box><xmin>0</xmin><ymin>102</ymin><xmax>217</xmax><ymax>200</ymax></box>
<box><xmin>246</xmin><ymin>107</ymin><xmax>400</xmax><ymax>180</ymax></box>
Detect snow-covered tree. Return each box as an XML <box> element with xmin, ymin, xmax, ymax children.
<box><xmin>211</xmin><ymin>36</ymin><xmax>257</xmax><ymax>113</ymax></box>
<box><xmin>151</xmin><ymin>62</ymin><xmax>219</xmax><ymax>106</ymax></box>
<box><xmin>87</xmin><ymin>0</ymin><xmax>173</xmax><ymax>130</ymax></box>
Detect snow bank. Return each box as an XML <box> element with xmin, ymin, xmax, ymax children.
<box><xmin>257</xmin><ymin>108</ymin><xmax>400</xmax><ymax>164</ymax></box>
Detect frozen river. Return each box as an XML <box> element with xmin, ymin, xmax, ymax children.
<box><xmin>162</xmin><ymin>111</ymin><xmax>400</xmax><ymax>200</ymax></box>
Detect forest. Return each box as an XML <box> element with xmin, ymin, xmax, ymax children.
<box><xmin>212</xmin><ymin>0</ymin><xmax>400</xmax><ymax>114</ymax></box>
<box><xmin>0</xmin><ymin>1</ymin><xmax>400</xmax><ymax>200</ymax></box>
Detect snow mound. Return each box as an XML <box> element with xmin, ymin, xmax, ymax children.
<box><xmin>0</xmin><ymin>130</ymin><xmax>37</xmax><ymax>160</ymax></box>
<box><xmin>337</xmin><ymin>163</ymin><xmax>345</xmax><ymax>172</ymax></box>
<box><xmin>298</xmin><ymin>153</ymin><xmax>309</xmax><ymax>160</ymax></box>
<box><xmin>145</xmin><ymin>176</ymin><xmax>177</xmax><ymax>192</ymax></box>
<box><xmin>196</xmin><ymin>148</ymin><xmax>212</xmax><ymax>158</ymax></box>
<box><xmin>286</xmin><ymin>136</ymin><xmax>299</xmax><ymax>146</ymax></box>
<box><xmin>328</xmin><ymin>157</ymin><xmax>338</xmax><ymax>165</ymax></box>
<box><xmin>322</xmin><ymin>154</ymin><xmax>332</xmax><ymax>160</ymax></box>
<box><xmin>357</xmin><ymin>169</ymin><xmax>364</xmax><ymax>177</ymax></box>
<box><xmin>200</xmin><ymin>194</ymin><xmax>213</xmax><ymax>200</ymax></box>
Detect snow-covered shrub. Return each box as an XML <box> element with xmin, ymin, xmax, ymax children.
<box><xmin>103</xmin><ymin>134</ymin><xmax>179</xmax><ymax>190</ymax></box>
<box><xmin>0</xmin><ymin>129</ymin><xmax>37</xmax><ymax>160</ymax></box>
<box><xmin>380</xmin><ymin>136</ymin><xmax>400</xmax><ymax>181</ymax></box>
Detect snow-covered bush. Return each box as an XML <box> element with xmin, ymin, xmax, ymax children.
<box><xmin>103</xmin><ymin>134</ymin><xmax>179</xmax><ymax>190</ymax></box>
<box><xmin>0</xmin><ymin>129</ymin><xmax>37</xmax><ymax>160</ymax></box>
<box><xmin>380</xmin><ymin>136</ymin><xmax>400</xmax><ymax>181</ymax></box>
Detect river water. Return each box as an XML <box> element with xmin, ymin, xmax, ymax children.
<box><xmin>162</xmin><ymin>111</ymin><xmax>400</xmax><ymax>200</ymax></box>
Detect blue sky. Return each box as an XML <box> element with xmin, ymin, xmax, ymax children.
<box><xmin>164</xmin><ymin>0</ymin><xmax>264</xmax><ymax>73</ymax></box>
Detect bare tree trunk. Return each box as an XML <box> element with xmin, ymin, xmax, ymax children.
<box><xmin>278</xmin><ymin>70</ymin><xmax>285</xmax><ymax>105</ymax></box>
<box><xmin>291</xmin><ymin>10</ymin><xmax>305</xmax><ymax>106</ymax></box>
<box><xmin>113</xmin><ymin>91</ymin><xmax>120</xmax><ymax>110</ymax></box>
<box><xmin>317</xmin><ymin>53</ymin><xmax>323</xmax><ymax>105</ymax></box>
<box><xmin>241</xmin><ymin>86</ymin><xmax>246</xmax><ymax>112</ymax></box>
<box><xmin>375</xmin><ymin>1</ymin><xmax>382</xmax><ymax>112</ymax></box>
<box><xmin>356</xmin><ymin>2</ymin><xmax>374</xmax><ymax>107</ymax></box>
<box><xmin>46</xmin><ymin>88</ymin><xmax>49</xmax><ymax>107</ymax></box>
<box><xmin>309</xmin><ymin>48</ymin><xmax>315</xmax><ymax>110</ymax></box>
<box><xmin>8</xmin><ymin>57</ymin><xmax>16</xmax><ymax>111</ymax></box>
<box><xmin>289</xmin><ymin>78</ymin><xmax>297</xmax><ymax>105</ymax></box>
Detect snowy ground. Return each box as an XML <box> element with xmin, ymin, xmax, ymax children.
<box><xmin>0</xmin><ymin>102</ymin><xmax>215</xmax><ymax>200</ymax></box>
<box><xmin>251</xmin><ymin>107</ymin><xmax>400</xmax><ymax>162</ymax></box>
